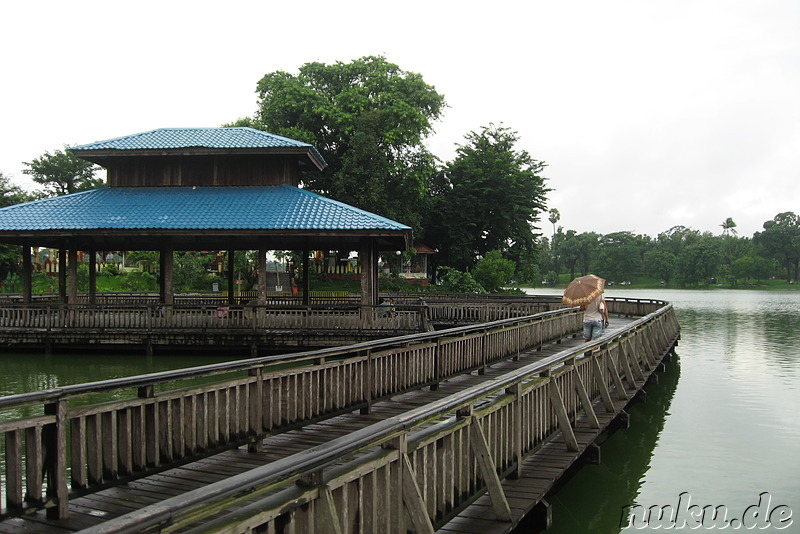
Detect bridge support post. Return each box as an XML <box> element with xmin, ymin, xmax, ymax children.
<box><xmin>44</xmin><ymin>399</ymin><xmax>69</xmax><ymax>520</ymax></box>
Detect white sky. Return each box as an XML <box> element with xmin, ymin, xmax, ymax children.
<box><xmin>2</xmin><ymin>0</ymin><xmax>798</xmax><ymax>238</ymax></box>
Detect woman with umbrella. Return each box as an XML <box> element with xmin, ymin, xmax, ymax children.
<box><xmin>562</xmin><ymin>274</ymin><xmax>610</xmax><ymax>342</ymax></box>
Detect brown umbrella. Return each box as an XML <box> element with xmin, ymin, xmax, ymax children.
<box><xmin>562</xmin><ymin>274</ymin><xmax>605</xmax><ymax>307</ymax></box>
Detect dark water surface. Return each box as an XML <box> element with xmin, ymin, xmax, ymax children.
<box><xmin>522</xmin><ymin>288</ymin><xmax>800</xmax><ymax>532</ymax></box>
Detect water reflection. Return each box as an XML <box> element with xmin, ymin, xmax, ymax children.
<box><xmin>523</xmin><ymin>288</ymin><xmax>800</xmax><ymax>532</ymax></box>
<box><xmin>529</xmin><ymin>350</ymin><xmax>681</xmax><ymax>532</ymax></box>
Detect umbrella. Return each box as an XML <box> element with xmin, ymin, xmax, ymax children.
<box><xmin>562</xmin><ymin>274</ymin><xmax>605</xmax><ymax>307</ymax></box>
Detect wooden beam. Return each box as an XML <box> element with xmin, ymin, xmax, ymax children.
<box><xmin>401</xmin><ymin>453</ymin><xmax>435</xmax><ymax>534</ymax></box>
<box><xmin>317</xmin><ymin>485</ymin><xmax>343</xmax><ymax>534</ymax></box>
<box><xmin>590</xmin><ymin>356</ymin><xmax>615</xmax><ymax>412</ymax></box>
<box><xmin>469</xmin><ymin>417</ymin><xmax>513</xmax><ymax>521</ymax></box>
<box><xmin>548</xmin><ymin>380</ymin><xmax>579</xmax><ymax>452</ymax></box>
<box><xmin>573</xmin><ymin>367</ymin><xmax>600</xmax><ymax>428</ymax></box>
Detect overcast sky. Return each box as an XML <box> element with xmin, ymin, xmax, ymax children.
<box><xmin>2</xmin><ymin>0</ymin><xmax>798</xmax><ymax>238</ymax></box>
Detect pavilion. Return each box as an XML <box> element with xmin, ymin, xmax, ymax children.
<box><xmin>0</xmin><ymin>127</ymin><xmax>412</xmax><ymax>308</ymax></box>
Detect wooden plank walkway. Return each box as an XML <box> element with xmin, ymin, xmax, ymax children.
<box><xmin>0</xmin><ymin>317</ymin><xmax>644</xmax><ymax>533</ymax></box>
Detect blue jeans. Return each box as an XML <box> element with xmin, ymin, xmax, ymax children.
<box><xmin>583</xmin><ymin>320</ymin><xmax>604</xmax><ymax>341</ymax></box>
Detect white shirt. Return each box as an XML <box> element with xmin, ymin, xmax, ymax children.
<box><xmin>583</xmin><ymin>295</ymin><xmax>605</xmax><ymax>322</ymax></box>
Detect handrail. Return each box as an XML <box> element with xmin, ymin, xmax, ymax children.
<box><xmin>0</xmin><ymin>297</ymin><xmax>667</xmax><ymax>411</ymax></box>
<box><xmin>0</xmin><ymin>306</ymin><xmax>578</xmax><ymax>411</ymax></box>
<box><xmin>82</xmin><ymin>302</ymin><xmax>678</xmax><ymax>534</ymax></box>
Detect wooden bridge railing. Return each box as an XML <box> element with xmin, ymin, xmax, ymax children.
<box><xmin>0</xmin><ymin>303</ymin><xmax>586</xmax><ymax>520</ymax></box>
<box><xmin>80</xmin><ymin>300</ymin><xmax>680</xmax><ymax>533</ymax></box>
<box><xmin>0</xmin><ymin>302</ymin><xmax>427</xmax><ymax>335</ymax></box>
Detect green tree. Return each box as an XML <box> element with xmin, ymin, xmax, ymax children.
<box><xmin>472</xmin><ymin>250</ymin><xmax>516</xmax><ymax>293</ymax></box>
<box><xmin>426</xmin><ymin>124</ymin><xmax>549</xmax><ymax>270</ymax></box>
<box><xmin>23</xmin><ymin>147</ymin><xmax>103</xmax><ymax>196</ymax></box>
<box><xmin>548</xmin><ymin>208</ymin><xmax>560</xmax><ymax>240</ymax></box>
<box><xmin>437</xmin><ymin>266</ymin><xmax>485</xmax><ymax>293</ymax></box>
<box><xmin>754</xmin><ymin>212</ymin><xmax>800</xmax><ymax>282</ymax></box>
<box><xmin>0</xmin><ymin>172</ymin><xmax>37</xmax><ymax>283</ymax></box>
<box><xmin>234</xmin><ymin>56</ymin><xmax>445</xmax><ymax>232</ymax></box>
<box><xmin>643</xmin><ymin>248</ymin><xmax>677</xmax><ymax>285</ymax></box>
<box><xmin>720</xmin><ymin>217</ymin><xmax>737</xmax><ymax>237</ymax></box>
<box><xmin>676</xmin><ymin>236</ymin><xmax>720</xmax><ymax>287</ymax></box>
<box><xmin>595</xmin><ymin>231</ymin><xmax>651</xmax><ymax>282</ymax></box>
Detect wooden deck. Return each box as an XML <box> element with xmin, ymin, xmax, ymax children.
<box><xmin>0</xmin><ymin>315</ymin><xmax>672</xmax><ymax>533</ymax></box>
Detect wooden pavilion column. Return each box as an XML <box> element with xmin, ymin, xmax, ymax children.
<box><xmin>21</xmin><ymin>244</ymin><xmax>32</xmax><ymax>304</ymax></box>
<box><xmin>67</xmin><ymin>249</ymin><xmax>78</xmax><ymax>305</ymax></box>
<box><xmin>159</xmin><ymin>241</ymin><xmax>174</xmax><ymax>306</ymax></box>
<box><xmin>88</xmin><ymin>248</ymin><xmax>97</xmax><ymax>305</ymax></box>
<box><xmin>302</xmin><ymin>249</ymin><xmax>310</xmax><ymax>306</ymax></box>
<box><xmin>359</xmin><ymin>238</ymin><xmax>378</xmax><ymax>312</ymax></box>
<box><xmin>257</xmin><ymin>241</ymin><xmax>268</xmax><ymax>305</ymax></box>
<box><xmin>227</xmin><ymin>250</ymin><xmax>235</xmax><ymax>305</ymax></box>
<box><xmin>58</xmin><ymin>248</ymin><xmax>67</xmax><ymax>304</ymax></box>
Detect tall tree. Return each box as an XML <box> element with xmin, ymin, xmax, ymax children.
<box><xmin>720</xmin><ymin>217</ymin><xmax>737</xmax><ymax>237</ymax></box>
<box><xmin>0</xmin><ymin>173</ymin><xmax>36</xmax><ymax>282</ymax></box>
<box><xmin>23</xmin><ymin>147</ymin><xmax>102</xmax><ymax>196</ymax></box>
<box><xmin>425</xmin><ymin>124</ymin><xmax>549</xmax><ymax>270</ymax></box>
<box><xmin>233</xmin><ymin>56</ymin><xmax>445</xmax><ymax>233</ymax></box>
<box><xmin>754</xmin><ymin>212</ymin><xmax>800</xmax><ymax>281</ymax></box>
<box><xmin>548</xmin><ymin>208</ymin><xmax>560</xmax><ymax>240</ymax></box>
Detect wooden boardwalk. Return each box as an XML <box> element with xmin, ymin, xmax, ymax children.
<box><xmin>0</xmin><ymin>316</ymin><xmax>667</xmax><ymax>533</ymax></box>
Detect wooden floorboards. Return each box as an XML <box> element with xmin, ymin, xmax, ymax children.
<box><xmin>0</xmin><ymin>318</ymin><xmax>647</xmax><ymax>533</ymax></box>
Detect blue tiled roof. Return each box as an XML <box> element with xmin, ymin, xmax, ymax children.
<box><xmin>69</xmin><ymin>127</ymin><xmax>327</xmax><ymax>168</ymax></box>
<box><xmin>71</xmin><ymin>127</ymin><xmax>311</xmax><ymax>151</ymax></box>
<box><xmin>0</xmin><ymin>185</ymin><xmax>410</xmax><ymax>232</ymax></box>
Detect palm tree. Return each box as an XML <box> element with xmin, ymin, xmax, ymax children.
<box><xmin>720</xmin><ymin>217</ymin><xmax>737</xmax><ymax>237</ymax></box>
<box><xmin>548</xmin><ymin>208</ymin><xmax>560</xmax><ymax>240</ymax></box>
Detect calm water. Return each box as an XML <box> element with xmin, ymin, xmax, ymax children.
<box><xmin>1</xmin><ymin>290</ymin><xmax>799</xmax><ymax>531</ymax></box>
<box><xmin>522</xmin><ymin>288</ymin><xmax>800</xmax><ymax>532</ymax></box>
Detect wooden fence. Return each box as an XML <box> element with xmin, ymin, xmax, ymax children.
<box><xmin>78</xmin><ymin>299</ymin><xmax>680</xmax><ymax>533</ymax></box>
<box><xmin>0</xmin><ymin>304</ymin><xmax>588</xmax><ymax>521</ymax></box>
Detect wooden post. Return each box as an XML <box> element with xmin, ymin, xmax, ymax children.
<box><xmin>160</xmin><ymin>241</ymin><xmax>174</xmax><ymax>306</ymax></box>
<box><xmin>227</xmin><ymin>250</ymin><xmax>236</xmax><ymax>305</ymax></box>
<box><xmin>88</xmin><ymin>248</ymin><xmax>97</xmax><ymax>305</ymax></box>
<box><xmin>58</xmin><ymin>247</ymin><xmax>67</xmax><ymax>304</ymax></box>
<box><xmin>302</xmin><ymin>249</ymin><xmax>311</xmax><ymax>306</ymax></box>
<box><xmin>359</xmin><ymin>238</ymin><xmax>377</xmax><ymax>322</ymax></box>
<box><xmin>258</xmin><ymin>242</ymin><xmax>267</xmax><ymax>305</ymax></box>
<box><xmin>44</xmin><ymin>399</ymin><xmax>69</xmax><ymax>519</ymax></box>
<box><xmin>67</xmin><ymin>249</ymin><xmax>78</xmax><ymax>306</ymax></box>
<box><xmin>21</xmin><ymin>244</ymin><xmax>32</xmax><ymax>304</ymax></box>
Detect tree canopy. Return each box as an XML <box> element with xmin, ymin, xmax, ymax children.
<box><xmin>424</xmin><ymin>124</ymin><xmax>549</xmax><ymax>271</ymax></box>
<box><xmin>233</xmin><ymin>56</ymin><xmax>446</xmax><ymax>233</ymax></box>
<box><xmin>23</xmin><ymin>147</ymin><xmax>103</xmax><ymax>196</ymax></box>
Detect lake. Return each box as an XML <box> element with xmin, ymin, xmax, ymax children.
<box><xmin>521</xmin><ymin>288</ymin><xmax>800</xmax><ymax>532</ymax></box>
<box><xmin>1</xmin><ymin>289</ymin><xmax>798</xmax><ymax>531</ymax></box>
